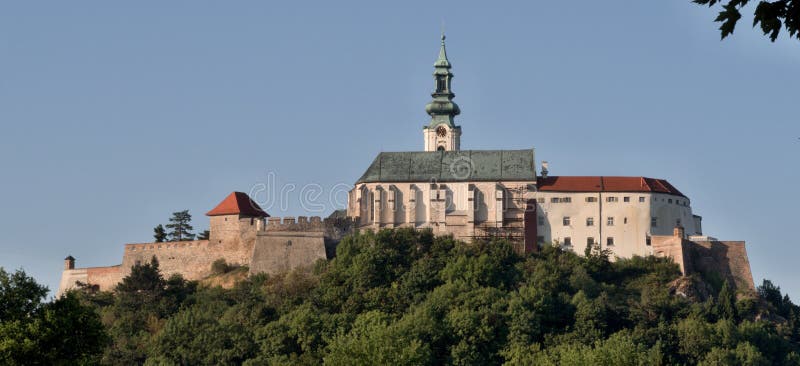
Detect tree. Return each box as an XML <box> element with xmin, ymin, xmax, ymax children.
<box><xmin>693</xmin><ymin>0</ymin><xmax>800</xmax><ymax>42</ymax></box>
<box><xmin>198</xmin><ymin>229</ymin><xmax>210</xmax><ymax>240</ymax></box>
<box><xmin>0</xmin><ymin>269</ymin><xmax>106</xmax><ymax>365</ymax></box>
<box><xmin>153</xmin><ymin>224</ymin><xmax>167</xmax><ymax>243</ymax></box>
<box><xmin>165</xmin><ymin>210</ymin><xmax>195</xmax><ymax>242</ymax></box>
<box><xmin>716</xmin><ymin>281</ymin><xmax>738</xmax><ymax>321</ymax></box>
<box><xmin>0</xmin><ymin>267</ymin><xmax>47</xmax><ymax>320</ymax></box>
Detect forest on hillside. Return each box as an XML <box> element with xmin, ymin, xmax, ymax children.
<box><xmin>2</xmin><ymin>228</ymin><xmax>800</xmax><ymax>365</ymax></box>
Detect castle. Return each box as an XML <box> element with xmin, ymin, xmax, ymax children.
<box><xmin>57</xmin><ymin>35</ymin><xmax>754</xmax><ymax>296</ymax></box>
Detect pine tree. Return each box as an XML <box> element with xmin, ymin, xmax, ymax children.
<box><xmin>165</xmin><ymin>210</ymin><xmax>195</xmax><ymax>242</ymax></box>
<box><xmin>153</xmin><ymin>224</ymin><xmax>167</xmax><ymax>243</ymax></box>
<box><xmin>197</xmin><ymin>230</ymin><xmax>210</xmax><ymax>240</ymax></box>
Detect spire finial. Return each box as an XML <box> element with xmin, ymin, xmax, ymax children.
<box><xmin>435</xmin><ymin>32</ymin><xmax>450</xmax><ymax>68</ymax></box>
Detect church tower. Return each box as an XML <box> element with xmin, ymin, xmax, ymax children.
<box><xmin>423</xmin><ymin>34</ymin><xmax>461</xmax><ymax>152</ymax></box>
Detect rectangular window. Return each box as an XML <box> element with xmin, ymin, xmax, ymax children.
<box><xmin>563</xmin><ymin>216</ymin><xmax>571</xmax><ymax>226</ymax></box>
<box><xmin>668</xmin><ymin>198</ymin><xmax>673</xmax><ymax>204</ymax></box>
<box><xmin>639</xmin><ymin>196</ymin><xmax>646</xmax><ymax>202</ymax></box>
<box><xmin>646</xmin><ymin>236</ymin><xmax>652</xmax><ymax>246</ymax></box>
<box><xmin>623</xmin><ymin>217</ymin><xmax>628</xmax><ymax>224</ymax></box>
<box><xmin>585</xmin><ymin>197</ymin><xmax>597</xmax><ymax>203</ymax></box>
<box><xmin>607</xmin><ymin>237</ymin><xmax>615</xmax><ymax>246</ymax></box>
<box><xmin>606</xmin><ymin>196</ymin><xmax>618</xmax><ymax>203</ymax></box>
<box><xmin>623</xmin><ymin>196</ymin><xmax>630</xmax><ymax>202</ymax></box>
<box><xmin>651</xmin><ymin>217</ymin><xmax>658</xmax><ymax>228</ymax></box>
<box><xmin>551</xmin><ymin>197</ymin><xmax>559</xmax><ymax>203</ymax></box>
<box><xmin>586</xmin><ymin>217</ymin><xmax>594</xmax><ymax>226</ymax></box>
<box><xmin>561</xmin><ymin>197</ymin><xmax>572</xmax><ymax>203</ymax></box>
<box><xmin>587</xmin><ymin>237</ymin><xmax>595</xmax><ymax>246</ymax></box>
<box><xmin>607</xmin><ymin>217</ymin><xmax>614</xmax><ymax>226</ymax></box>
<box><xmin>563</xmin><ymin>237</ymin><xmax>572</xmax><ymax>246</ymax></box>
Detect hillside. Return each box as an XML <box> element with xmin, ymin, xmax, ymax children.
<box><xmin>3</xmin><ymin>228</ymin><xmax>800</xmax><ymax>365</ymax></box>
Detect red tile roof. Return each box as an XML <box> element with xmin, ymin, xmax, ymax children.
<box><xmin>206</xmin><ymin>192</ymin><xmax>270</xmax><ymax>217</ymax></box>
<box><xmin>537</xmin><ymin>176</ymin><xmax>686</xmax><ymax>197</ymax></box>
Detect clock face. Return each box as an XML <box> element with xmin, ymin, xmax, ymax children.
<box><xmin>436</xmin><ymin>126</ymin><xmax>447</xmax><ymax>137</ymax></box>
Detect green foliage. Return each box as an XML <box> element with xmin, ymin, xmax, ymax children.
<box><xmin>0</xmin><ymin>267</ymin><xmax>48</xmax><ymax>320</ymax></box>
<box><xmin>165</xmin><ymin>210</ymin><xmax>195</xmax><ymax>242</ymax></box>
<box><xmin>197</xmin><ymin>229</ymin><xmax>210</xmax><ymax>240</ymax></box>
<box><xmin>153</xmin><ymin>224</ymin><xmax>167</xmax><ymax>243</ymax></box>
<box><xmin>0</xmin><ymin>269</ymin><xmax>106</xmax><ymax>365</ymax></box>
<box><xmin>12</xmin><ymin>229</ymin><xmax>800</xmax><ymax>365</ymax></box>
<box><xmin>211</xmin><ymin>258</ymin><xmax>231</xmax><ymax>275</ymax></box>
<box><xmin>324</xmin><ymin>311</ymin><xmax>431</xmax><ymax>365</ymax></box>
<box><xmin>692</xmin><ymin>0</ymin><xmax>800</xmax><ymax>42</ymax></box>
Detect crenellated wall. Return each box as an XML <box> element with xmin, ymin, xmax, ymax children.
<box><xmin>57</xmin><ymin>214</ymin><xmax>355</xmax><ymax>296</ymax></box>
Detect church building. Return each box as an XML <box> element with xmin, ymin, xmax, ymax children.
<box><xmin>347</xmin><ymin>34</ymin><xmax>709</xmax><ymax>259</ymax></box>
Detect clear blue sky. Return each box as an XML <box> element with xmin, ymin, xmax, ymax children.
<box><xmin>1</xmin><ymin>1</ymin><xmax>798</xmax><ymax>299</ymax></box>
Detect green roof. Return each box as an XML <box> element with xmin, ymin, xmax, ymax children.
<box><xmin>356</xmin><ymin>149</ymin><xmax>536</xmax><ymax>184</ymax></box>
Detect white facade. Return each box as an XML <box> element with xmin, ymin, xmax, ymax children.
<box><xmin>533</xmin><ymin>191</ymin><xmax>700</xmax><ymax>258</ymax></box>
<box><xmin>423</xmin><ymin>124</ymin><xmax>462</xmax><ymax>152</ymax></box>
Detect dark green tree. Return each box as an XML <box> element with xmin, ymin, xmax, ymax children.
<box><xmin>153</xmin><ymin>224</ymin><xmax>167</xmax><ymax>243</ymax></box>
<box><xmin>693</xmin><ymin>0</ymin><xmax>800</xmax><ymax>42</ymax></box>
<box><xmin>165</xmin><ymin>210</ymin><xmax>195</xmax><ymax>242</ymax></box>
<box><xmin>0</xmin><ymin>267</ymin><xmax>47</xmax><ymax>320</ymax></box>
<box><xmin>198</xmin><ymin>229</ymin><xmax>210</xmax><ymax>240</ymax></box>
<box><xmin>717</xmin><ymin>281</ymin><xmax>738</xmax><ymax>321</ymax></box>
<box><xmin>0</xmin><ymin>269</ymin><xmax>106</xmax><ymax>365</ymax></box>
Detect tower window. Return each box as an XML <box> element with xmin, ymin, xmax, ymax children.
<box><xmin>587</xmin><ymin>237</ymin><xmax>595</xmax><ymax>246</ymax></box>
<box><xmin>586</xmin><ymin>217</ymin><xmax>594</xmax><ymax>226</ymax></box>
<box><xmin>563</xmin><ymin>216</ymin><xmax>571</xmax><ymax>226</ymax></box>
<box><xmin>437</xmin><ymin>146</ymin><xmax>445</xmax><ymax>151</ymax></box>
<box><xmin>436</xmin><ymin>77</ymin><xmax>446</xmax><ymax>92</ymax></box>
<box><xmin>563</xmin><ymin>237</ymin><xmax>572</xmax><ymax>246</ymax></box>
<box><xmin>607</xmin><ymin>237</ymin><xmax>615</xmax><ymax>246</ymax></box>
<box><xmin>607</xmin><ymin>217</ymin><xmax>614</xmax><ymax>226</ymax></box>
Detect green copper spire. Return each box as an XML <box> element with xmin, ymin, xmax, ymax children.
<box><xmin>434</xmin><ymin>33</ymin><xmax>451</xmax><ymax>68</ymax></box>
<box><xmin>425</xmin><ymin>33</ymin><xmax>460</xmax><ymax>127</ymax></box>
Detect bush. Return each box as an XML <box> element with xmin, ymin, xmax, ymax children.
<box><xmin>211</xmin><ymin>259</ymin><xmax>231</xmax><ymax>275</ymax></box>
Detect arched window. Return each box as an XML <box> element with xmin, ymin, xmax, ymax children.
<box><xmin>437</xmin><ymin>146</ymin><xmax>445</xmax><ymax>151</ymax></box>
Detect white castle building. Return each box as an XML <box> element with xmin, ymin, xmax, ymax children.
<box><xmin>346</xmin><ymin>34</ymin><xmax>707</xmax><ymax>259</ymax></box>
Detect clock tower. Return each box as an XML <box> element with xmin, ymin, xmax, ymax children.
<box><xmin>423</xmin><ymin>34</ymin><xmax>461</xmax><ymax>152</ymax></box>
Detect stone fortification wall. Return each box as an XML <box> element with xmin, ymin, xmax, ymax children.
<box><xmin>688</xmin><ymin>240</ymin><xmax>755</xmax><ymax>292</ymax></box>
<box><xmin>250</xmin><ymin>216</ymin><xmax>339</xmax><ymax>275</ymax></box>
<box><xmin>57</xmin><ymin>265</ymin><xmax>123</xmax><ymax>297</ymax></box>
<box><xmin>652</xmin><ymin>234</ymin><xmax>755</xmax><ymax>292</ymax></box>
<box><xmin>120</xmin><ymin>240</ymin><xmax>227</xmax><ymax>281</ymax></box>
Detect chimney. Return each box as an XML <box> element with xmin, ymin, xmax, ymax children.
<box><xmin>541</xmin><ymin>161</ymin><xmax>549</xmax><ymax>179</ymax></box>
<box><xmin>64</xmin><ymin>255</ymin><xmax>75</xmax><ymax>270</ymax></box>
<box><xmin>673</xmin><ymin>225</ymin><xmax>685</xmax><ymax>239</ymax></box>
